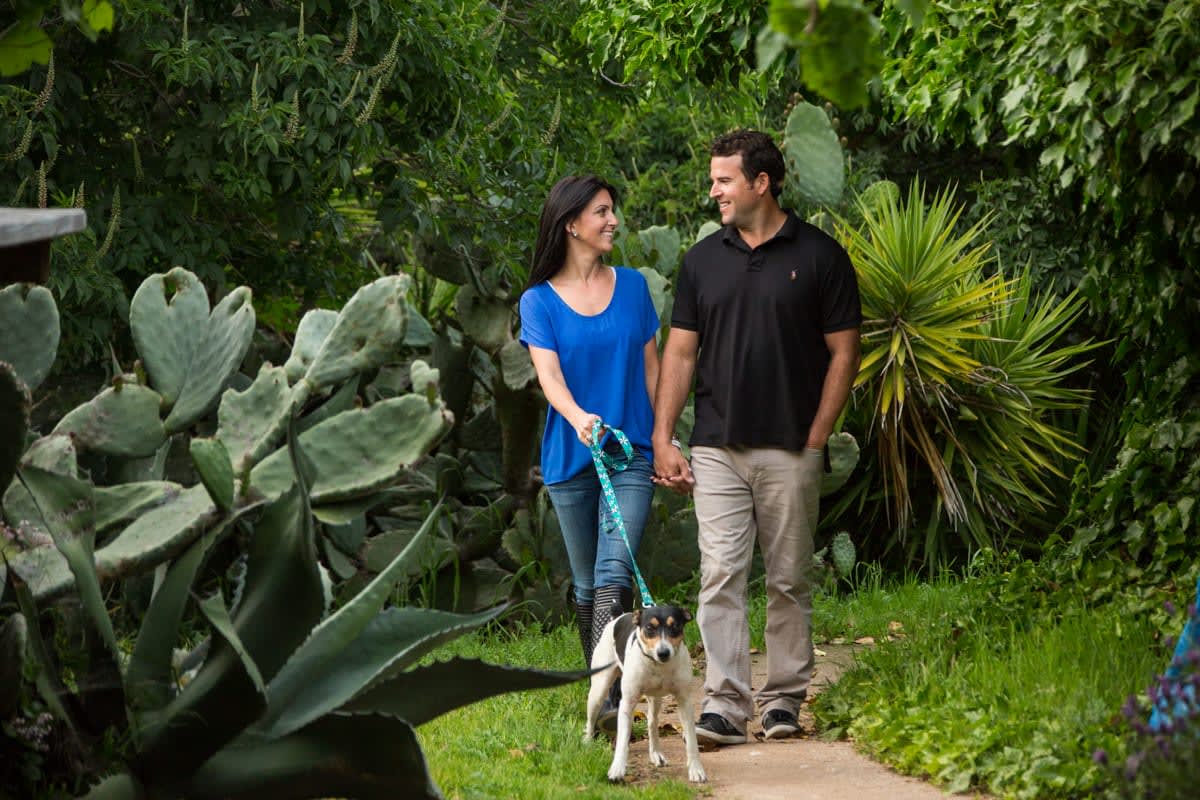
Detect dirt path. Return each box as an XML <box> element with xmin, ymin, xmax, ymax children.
<box><xmin>619</xmin><ymin>643</ymin><xmax>980</xmax><ymax>799</ymax></box>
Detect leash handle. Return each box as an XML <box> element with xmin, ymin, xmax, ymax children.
<box><xmin>589</xmin><ymin>420</ymin><xmax>655</xmax><ymax>608</ymax></box>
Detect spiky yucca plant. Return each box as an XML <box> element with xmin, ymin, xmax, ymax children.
<box><xmin>838</xmin><ymin>181</ymin><xmax>1097</xmax><ymax>565</ymax></box>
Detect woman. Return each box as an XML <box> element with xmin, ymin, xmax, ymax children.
<box><xmin>519</xmin><ymin>175</ymin><xmax>660</xmax><ymax>729</ymax></box>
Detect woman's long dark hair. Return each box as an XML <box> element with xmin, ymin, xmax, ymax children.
<box><xmin>526</xmin><ymin>175</ymin><xmax>619</xmax><ymax>289</ymax></box>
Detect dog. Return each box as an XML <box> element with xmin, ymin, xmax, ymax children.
<box><xmin>583</xmin><ymin>603</ymin><xmax>707</xmax><ymax>784</ymax></box>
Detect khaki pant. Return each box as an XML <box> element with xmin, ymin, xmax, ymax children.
<box><xmin>691</xmin><ymin>445</ymin><xmax>822</xmax><ymax>728</ymax></box>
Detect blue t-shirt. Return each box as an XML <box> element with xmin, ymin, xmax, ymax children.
<box><xmin>519</xmin><ymin>266</ymin><xmax>660</xmax><ymax>484</ymax></box>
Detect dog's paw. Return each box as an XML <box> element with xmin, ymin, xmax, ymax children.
<box><xmin>606</xmin><ymin>763</ymin><xmax>627</xmax><ymax>783</ymax></box>
<box><xmin>688</xmin><ymin>763</ymin><xmax>708</xmax><ymax>783</ymax></box>
<box><xmin>649</xmin><ymin>750</ymin><xmax>668</xmax><ymax>767</ymax></box>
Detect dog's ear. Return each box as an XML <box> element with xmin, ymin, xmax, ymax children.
<box><xmin>681</xmin><ymin>608</ymin><xmax>694</xmax><ymax>623</ymax></box>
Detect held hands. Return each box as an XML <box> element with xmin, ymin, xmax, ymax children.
<box><xmin>652</xmin><ymin>439</ymin><xmax>695</xmax><ymax>495</ymax></box>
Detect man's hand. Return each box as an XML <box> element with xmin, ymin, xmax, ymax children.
<box><xmin>653</xmin><ymin>440</ymin><xmax>695</xmax><ymax>494</ymax></box>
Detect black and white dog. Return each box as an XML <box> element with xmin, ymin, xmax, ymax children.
<box><xmin>584</xmin><ymin>604</ymin><xmax>707</xmax><ymax>783</ymax></box>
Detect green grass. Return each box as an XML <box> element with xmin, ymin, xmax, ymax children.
<box><xmin>417</xmin><ymin>564</ymin><xmax>1180</xmax><ymax>800</ymax></box>
<box><xmin>416</xmin><ymin>623</ymin><xmax>702</xmax><ymax>800</ymax></box>
<box><xmin>812</xmin><ymin>570</ymin><xmax>1168</xmax><ymax>799</ymax></box>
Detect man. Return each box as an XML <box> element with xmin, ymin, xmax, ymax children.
<box><xmin>652</xmin><ymin>129</ymin><xmax>861</xmax><ymax>745</ymax></box>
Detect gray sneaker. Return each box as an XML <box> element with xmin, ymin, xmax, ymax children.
<box><xmin>762</xmin><ymin>709</ymin><xmax>800</xmax><ymax>739</ymax></box>
<box><xmin>696</xmin><ymin>712</ymin><xmax>747</xmax><ymax>745</ymax></box>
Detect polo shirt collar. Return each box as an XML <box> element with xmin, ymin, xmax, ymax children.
<box><xmin>720</xmin><ymin>209</ymin><xmax>802</xmax><ymax>251</ymax></box>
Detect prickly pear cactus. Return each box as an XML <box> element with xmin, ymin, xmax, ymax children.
<box><xmin>638</xmin><ymin>267</ymin><xmax>669</xmax><ymax>323</ymax></box>
<box><xmin>302</xmin><ymin>275</ymin><xmax>411</xmax><ymax>391</ymax></box>
<box><xmin>163</xmin><ymin>287</ymin><xmax>256</xmax><ymax>433</ymax></box>
<box><xmin>499</xmin><ymin>340</ymin><xmax>535</xmax><ymax>392</ymax></box>
<box><xmin>52</xmin><ymin>383</ymin><xmax>167</xmax><ymax>458</ymax></box>
<box><xmin>456</xmin><ymin>285</ymin><xmax>511</xmax><ymax>355</ymax></box>
<box><xmin>635</xmin><ymin>225</ymin><xmax>682</xmax><ymax>277</ymax></box>
<box><xmin>0</xmin><ymin>361</ymin><xmax>30</xmax><ymax>497</ymax></box>
<box><xmin>129</xmin><ymin>267</ymin><xmax>210</xmax><ymax>408</ymax></box>
<box><xmin>283</xmin><ymin>309</ymin><xmax>339</xmax><ymax>384</ymax></box>
<box><xmin>821</xmin><ymin>431</ymin><xmax>860</xmax><ymax>496</ymax></box>
<box><xmin>695</xmin><ymin>220</ymin><xmax>722</xmax><ymax>243</ymax></box>
<box><xmin>216</xmin><ymin>364</ymin><xmax>291</xmax><ymax>474</ymax></box>
<box><xmin>783</xmin><ymin>101</ymin><xmax>845</xmax><ymax>208</ymax></box>
<box><xmin>0</xmin><ymin>283</ymin><xmax>60</xmax><ymax>392</ymax></box>
<box><xmin>859</xmin><ymin>180</ymin><xmax>900</xmax><ymax>212</ymax></box>
<box><xmin>830</xmin><ymin>531</ymin><xmax>856</xmax><ymax>580</ymax></box>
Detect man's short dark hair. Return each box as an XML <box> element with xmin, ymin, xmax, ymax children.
<box><xmin>710</xmin><ymin>130</ymin><xmax>785</xmax><ymax>198</ymax></box>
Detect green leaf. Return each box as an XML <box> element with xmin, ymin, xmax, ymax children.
<box><xmin>190</xmin><ymin>438</ymin><xmax>235</xmax><ymax>511</ymax></box>
<box><xmin>261</xmin><ymin>605</ymin><xmax>505</xmax><ymax>738</ymax></box>
<box><xmin>17</xmin><ymin>467</ymin><xmax>120</xmax><ymax>661</ymax></box>
<box><xmin>0</xmin><ymin>20</ymin><xmax>52</xmax><ymax>77</ymax></box>
<box><xmin>81</xmin><ymin>0</ymin><xmax>116</xmax><ymax>37</ymax></box>
<box><xmin>186</xmin><ymin>713</ymin><xmax>440</xmax><ymax>800</ymax></box>
<box><xmin>52</xmin><ymin>384</ymin><xmax>167</xmax><ymax>458</ymax></box>
<box><xmin>126</xmin><ymin>532</ymin><xmax>213</xmax><ymax>718</ymax></box>
<box><xmin>136</xmin><ymin>586</ymin><xmax>268</xmax><ymax>791</ymax></box>
<box><xmin>343</xmin><ymin>656</ymin><xmax>588</xmax><ymax>726</ymax></box>
<box><xmin>253</xmin><ymin>503</ymin><xmax>442</xmax><ymax>737</ymax></box>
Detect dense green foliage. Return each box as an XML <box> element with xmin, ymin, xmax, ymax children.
<box><xmin>814</xmin><ymin>554</ymin><xmax>1194</xmax><ymax>798</ymax></box>
<box><xmin>3</xmin><ymin>0</ymin><xmax>1200</xmax><ymax>795</ymax></box>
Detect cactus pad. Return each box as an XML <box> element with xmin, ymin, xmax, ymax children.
<box><xmin>52</xmin><ymin>383</ymin><xmax>168</xmax><ymax>458</ymax></box>
<box><xmin>303</xmin><ymin>276</ymin><xmax>411</xmax><ymax>390</ymax></box>
<box><xmin>284</xmin><ymin>309</ymin><xmax>338</xmax><ymax>384</ymax></box>
<box><xmin>695</xmin><ymin>220</ymin><xmax>722</xmax><ymax>243</ymax></box>
<box><xmin>783</xmin><ymin>101</ymin><xmax>845</xmax><ymax>207</ymax></box>
<box><xmin>636</xmin><ymin>225</ymin><xmax>682</xmax><ymax>276</ymax></box>
<box><xmin>0</xmin><ymin>284</ymin><xmax>60</xmax><ymax>392</ymax></box>
<box><xmin>638</xmin><ymin>267</ymin><xmax>669</xmax><ymax>323</ymax></box>
<box><xmin>499</xmin><ymin>340</ymin><xmax>536</xmax><ymax>391</ymax></box>
<box><xmin>164</xmin><ymin>287</ymin><xmax>256</xmax><ymax>432</ymax></box>
<box><xmin>455</xmin><ymin>285</ymin><xmax>510</xmax><ymax>354</ymax></box>
<box><xmin>821</xmin><ymin>431</ymin><xmax>860</xmax><ymax>496</ymax></box>
<box><xmin>0</xmin><ymin>361</ymin><xmax>30</xmax><ymax>496</ymax></box>
<box><xmin>249</xmin><ymin>394</ymin><xmax>453</xmax><ymax>505</ymax></box>
<box><xmin>830</xmin><ymin>531</ymin><xmax>856</xmax><ymax>579</ymax></box>
<box><xmin>216</xmin><ymin>364</ymin><xmax>290</xmax><ymax>474</ymax></box>
<box><xmin>129</xmin><ymin>267</ymin><xmax>210</xmax><ymax>407</ymax></box>
<box><xmin>859</xmin><ymin>180</ymin><xmax>900</xmax><ymax>212</ymax></box>
<box><xmin>191</xmin><ymin>438</ymin><xmax>235</xmax><ymax>511</ymax></box>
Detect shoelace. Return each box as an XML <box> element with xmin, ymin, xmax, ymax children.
<box><xmin>588</xmin><ymin>420</ymin><xmax>655</xmax><ymax>607</ymax></box>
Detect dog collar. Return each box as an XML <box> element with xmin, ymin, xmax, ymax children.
<box><xmin>634</xmin><ymin>634</ymin><xmax>656</xmax><ymax>662</ymax></box>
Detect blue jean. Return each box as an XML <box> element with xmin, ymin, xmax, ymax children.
<box><xmin>546</xmin><ymin>444</ymin><xmax>655</xmax><ymax>604</ymax></box>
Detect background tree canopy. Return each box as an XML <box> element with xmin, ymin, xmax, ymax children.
<box><xmin>2</xmin><ymin>0</ymin><xmax>1197</xmax><ymax>581</ymax></box>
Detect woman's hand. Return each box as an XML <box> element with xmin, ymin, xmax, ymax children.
<box><xmin>570</xmin><ymin>412</ymin><xmax>604</xmax><ymax>446</ymax></box>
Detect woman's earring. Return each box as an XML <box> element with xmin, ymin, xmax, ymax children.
<box><xmin>570</xmin><ymin>229</ymin><xmax>578</xmax><ymax>238</ymax></box>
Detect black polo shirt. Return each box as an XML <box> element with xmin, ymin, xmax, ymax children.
<box><xmin>670</xmin><ymin>211</ymin><xmax>861</xmax><ymax>450</ymax></box>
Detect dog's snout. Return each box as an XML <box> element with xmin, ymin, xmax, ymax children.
<box><xmin>656</xmin><ymin>645</ymin><xmax>672</xmax><ymax>662</ymax></box>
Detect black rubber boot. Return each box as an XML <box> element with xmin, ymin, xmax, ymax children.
<box><xmin>593</xmin><ymin>585</ymin><xmax>634</xmax><ymax>735</ymax></box>
<box><xmin>573</xmin><ymin>588</ymin><xmax>595</xmax><ymax>669</ymax></box>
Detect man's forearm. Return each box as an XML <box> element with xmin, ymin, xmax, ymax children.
<box><xmin>653</xmin><ymin>342</ymin><xmax>696</xmax><ymax>445</ymax></box>
<box><xmin>806</xmin><ymin>347</ymin><xmax>860</xmax><ymax>448</ymax></box>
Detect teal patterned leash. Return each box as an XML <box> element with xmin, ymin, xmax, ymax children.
<box><xmin>589</xmin><ymin>420</ymin><xmax>655</xmax><ymax>608</ymax></box>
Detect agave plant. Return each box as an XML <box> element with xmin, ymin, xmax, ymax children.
<box><xmin>10</xmin><ymin>424</ymin><xmax>585</xmax><ymax>800</ymax></box>
<box><xmin>838</xmin><ymin>181</ymin><xmax>1097</xmax><ymax>564</ymax></box>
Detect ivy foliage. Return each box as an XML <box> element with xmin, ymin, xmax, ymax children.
<box><xmin>875</xmin><ymin>0</ymin><xmax>1200</xmax><ymax>580</ymax></box>
<box><xmin>573</xmin><ymin>0</ymin><xmax>926</xmax><ymax>108</ymax></box>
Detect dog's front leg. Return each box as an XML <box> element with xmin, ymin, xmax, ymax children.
<box><xmin>584</xmin><ymin>666</ymin><xmax>617</xmax><ymax>743</ymax></box>
<box><xmin>606</xmin><ymin>682</ymin><xmax>637</xmax><ymax>782</ymax></box>
<box><xmin>676</xmin><ymin>691</ymin><xmax>707</xmax><ymax>783</ymax></box>
<box><xmin>646</xmin><ymin>695</ymin><xmax>668</xmax><ymax>767</ymax></box>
